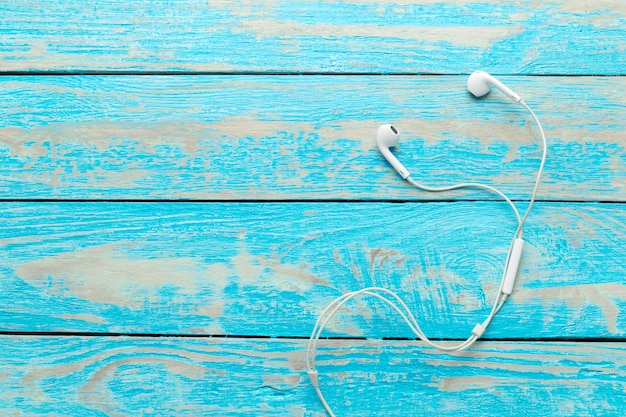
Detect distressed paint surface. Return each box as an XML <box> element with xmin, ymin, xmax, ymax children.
<box><xmin>1</xmin><ymin>0</ymin><xmax>626</xmax><ymax>74</ymax></box>
<box><xmin>0</xmin><ymin>336</ymin><xmax>625</xmax><ymax>416</ymax></box>
<box><xmin>0</xmin><ymin>76</ymin><xmax>624</xmax><ymax>200</ymax></box>
<box><xmin>2</xmin><ymin>0</ymin><xmax>625</xmax><ymax>415</ymax></box>
<box><xmin>1</xmin><ymin>202</ymin><xmax>624</xmax><ymax>338</ymax></box>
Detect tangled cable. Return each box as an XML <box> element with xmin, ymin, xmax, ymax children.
<box><xmin>306</xmin><ymin>90</ymin><xmax>547</xmax><ymax>417</ymax></box>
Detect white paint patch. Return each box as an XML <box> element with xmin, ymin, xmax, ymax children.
<box><xmin>515</xmin><ymin>283</ymin><xmax>625</xmax><ymax>334</ymax></box>
<box><xmin>59</xmin><ymin>314</ymin><xmax>109</xmax><ymax>325</ymax></box>
<box><xmin>239</xmin><ymin>19</ymin><xmax>524</xmax><ymax>49</ymax></box>
<box><xmin>15</xmin><ymin>243</ymin><xmax>209</xmax><ymax>309</ymax></box>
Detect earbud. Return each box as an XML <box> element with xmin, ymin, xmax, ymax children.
<box><xmin>467</xmin><ymin>70</ymin><xmax>523</xmax><ymax>103</ymax></box>
<box><xmin>377</xmin><ymin>124</ymin><xmax>410</xmax><ymax>179</ymax></box>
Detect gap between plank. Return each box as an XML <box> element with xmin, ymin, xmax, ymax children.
<box><xmin>0</xmin><ymin>199</ymin><xmax>621</xmax><ymax>204</ymax></box>
<box><xmin>1</xmin><ymin>71</ymin><xmax>619</xmax><ymax>77</ymax></box>
<box><xmin>0</xmin><ymin>331</ymin><xmax>624</xmax><ymax>343</ymax></box>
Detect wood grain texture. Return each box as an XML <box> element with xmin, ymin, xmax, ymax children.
<box><xmin>1</xmin><ymin>0</ymin><xmax>625</xmax><ymax>74</ymax></box>
<box><xmin>1</xmin><ymin>75</ymin><xmax>624</xmax><ymax>201</ymax></box>
<box><xmin>1</xmin><ymin>202</ymin><xmax>624</xmax><ymax>338</ymax></box>
<box><xmin>1</xmin><ymin>336</ymin><xmax>625</xmax><ymax>416</ymax></box>
<box><xmin>2</xmin><ymin>1</ymin><xmax>625</xmax><ymax>415</ymax></box>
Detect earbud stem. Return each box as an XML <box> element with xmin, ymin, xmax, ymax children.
<box><xmin>489</xmin><ymin>76</ymin><xmax>522</xmax><ymax>103</ymax></box>
<box><xmin>380</xmin><ymin>148</ymin><xmax>410</xmax><ymax>179</ymax></box>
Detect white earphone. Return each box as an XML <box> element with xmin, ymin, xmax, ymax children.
<box><xmin>307</xmin><ymin>71</ymin><xmax>548</xmax><ymax>417</ymax></box>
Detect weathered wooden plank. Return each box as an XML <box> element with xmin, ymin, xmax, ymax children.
<box><xmin>1</xmin><ymin>75</ymin><xmax>624</xmax><ymax>201</ymax></box>
<box><xmin>1</xmin><ymin>202</ymin><xmax>624</xmax><ymax>338</ymax></box>
<box><xmin>1</xmin><ymin>0</ymin><xmax>625</xmax><ymax>74</ymax></box>
<box><xmin>1</xmin><ymin>336</ymin><xmax>624</xmax><ymax>416</ymax></box>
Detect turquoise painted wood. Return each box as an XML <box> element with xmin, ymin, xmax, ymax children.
<box><xmin>1</xmin><ymin>0</ymin><xmax>626</xmax><ymax>74</ymax></box>
<box><xmin>1</xmin><ymin>336</ymin><xmax>625</xmax><ymax>416</ymax></box>
<box><xmin>1</xmin><ymin>76</ymin><xmax>624</xmax><ymax>201</ymax></box>
<box><xmin>1</xmin><ymin>202</ymin><xmax>624</xmax><ymax>338</ymax></box>
<box><xmin>2</xmin><ymin>0</ymin><xmax>625</xmax><ymax>415</ymax></box>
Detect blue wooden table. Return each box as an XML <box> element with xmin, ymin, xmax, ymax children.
<box><xmin>1</xmin><ymin>1</ymin><xmax>625</xmax><ymax>415</ymax></box>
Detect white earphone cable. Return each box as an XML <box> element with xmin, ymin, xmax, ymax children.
<box><xmin>307</xmin><ymin>99</ymin><xmax>547</xmax><ymax>417</ymax></box>
<box><xmin>516</xmin><ymin>101</ymin><xmax>548</xmax><ymax>238</ymax></box>
<box><xmin>406</xmin><ymin>179</ymin><xmax>522</xmax><ymax>228</ymax></box>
